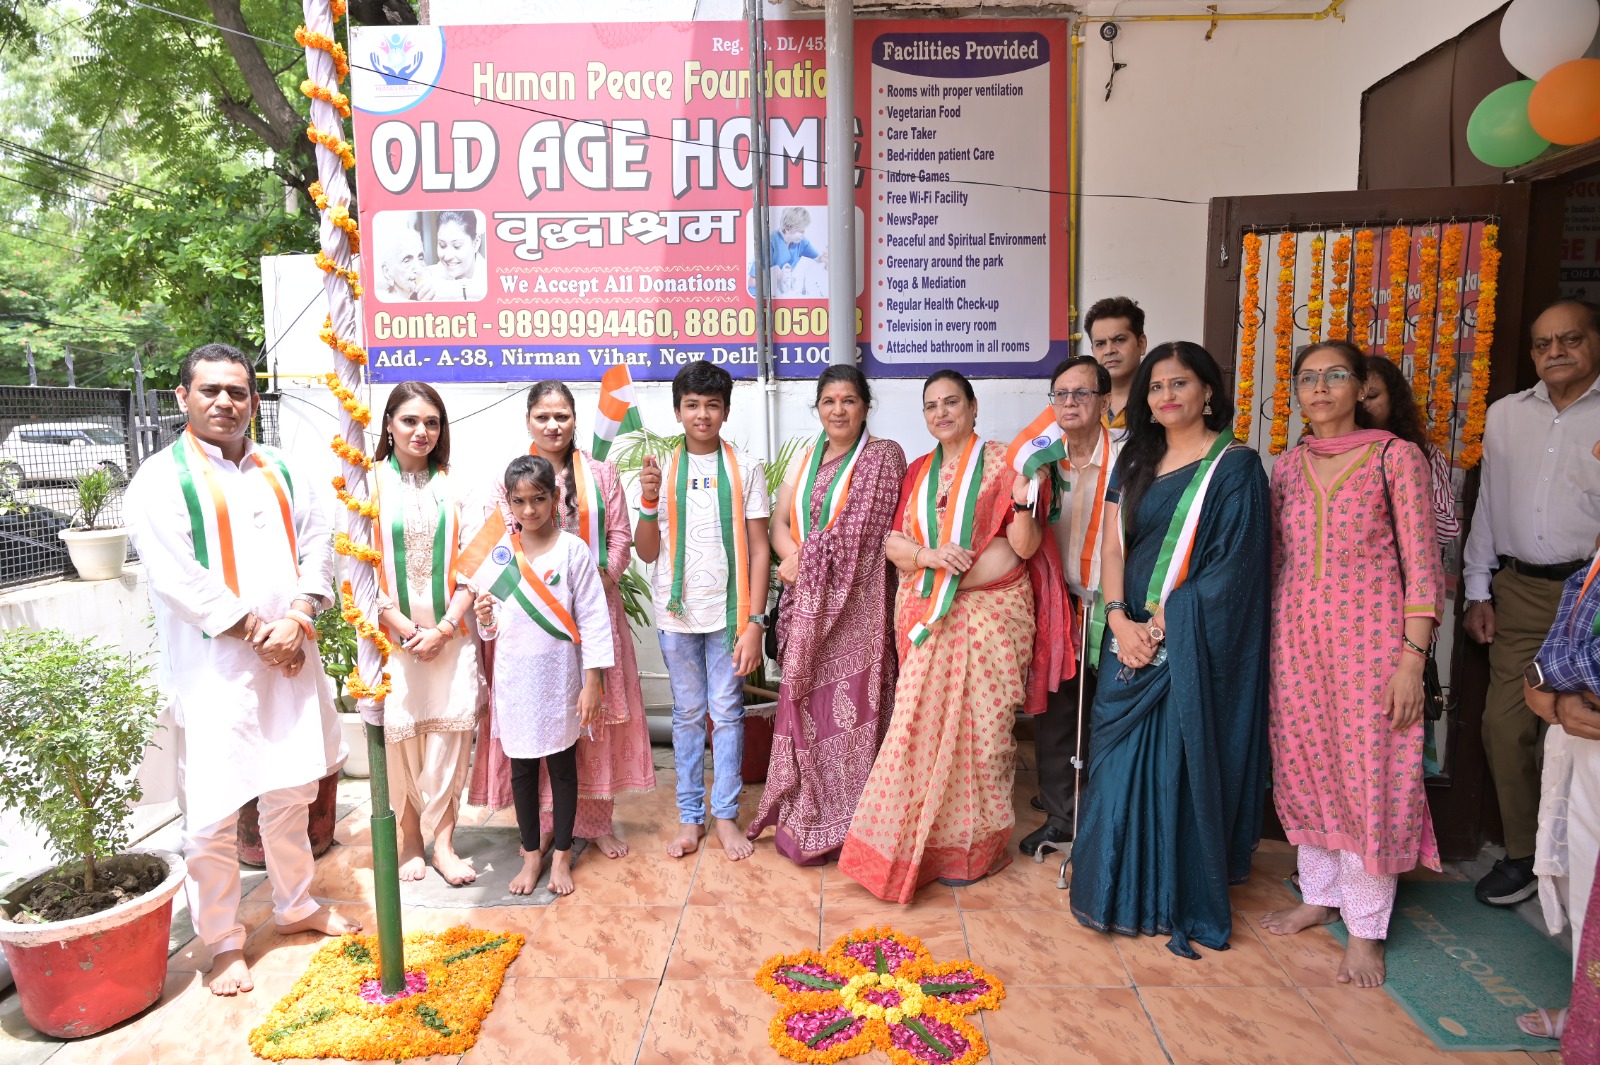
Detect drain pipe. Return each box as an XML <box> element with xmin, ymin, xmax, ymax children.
<box><xmin>748</xmin><ymin>0</ymin><xmax>779</xmax><ymax>461</ymax></box>
<box><xmin>825</xmin><ymin>0</ymin><xmax>856</xmax><ymax>366</ymax></box>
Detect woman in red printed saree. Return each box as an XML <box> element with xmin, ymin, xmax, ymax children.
<box><xmin>750</xmin><ymin>366</ymin><xmax>906</xmax><ymax>865</ymax></box>
<box><xmin>838</xmin><ymin>370</ymin><xmax>1076</xmax><ymax>902</ymax></box>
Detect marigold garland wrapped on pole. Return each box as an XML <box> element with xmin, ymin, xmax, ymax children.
<box><xmin>1269</xmin><ymin>232</ymin><xmax>1296</xmax><ymax>455</ymax></box>
<box><xmin>1306</xmin><ymin>234</ymin><xmax>1327</xmax><ymax>344</ymax></box>
<box><xmin>1234</xmin><ymin>232</ymin><xmax>1263</xmax><ymax>442</ymax></box>
<box><xmin>297</xmin><ymin>0</ymin><xmax>405</xmax><ymax>996</ymax></box>
<box><xmin>1411</xmin><ymin>233</ymin><xmax>1441</xmax><ymax>407</ymax></box>
<box><xmin>1383</xmin><ymin>230</ymin><xmax>1410</xmax><ymax>366</ymax></box>
<box><xmin>1350</xmin><ymin>229</ymin><xmax>1376</xmax><ymax>351</ymax></box>
<box><xmin>1431</xmin><ymin>225</ymin><xmax>1466</xmax><ymax>450</ymax></box>
<box><xmin>1462</xmin><ymin>224</ymin><xmax>1501</xmax><ymax>468</ymax></box>
<box><xmin>1326</xmin><ymin>233</ymin><xmax>1352</xmax><ymax>342</ymax></box>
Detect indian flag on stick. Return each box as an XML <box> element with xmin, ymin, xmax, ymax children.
<box><xmin>455</xmin><ymin>519</ymin><xmax>580</xmax><ymax>642</ymax></box>
<box><xmin>591</xmin><ymin>364</ymin><xmax>643</xmax><ymax>461</ymax></box>
<box><xmin>1004</xmin><ymin>408</ymin><xmax>1067</xmax><ymax>479</ymax></box>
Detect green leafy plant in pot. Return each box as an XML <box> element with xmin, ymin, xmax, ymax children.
<box><xmin>0</xmin><ymin>628</ymin><xmax>186</xmax><ymax>1038</ymax></box>
<box><xmin>58</xmin><ymin>466</ymin><xmax>130</xmax><ymax>581</ymax></box>
<box><xmin>316</xmin><ymin>605</ymin><xmax>369</xmax><ymax>777</ymax></box>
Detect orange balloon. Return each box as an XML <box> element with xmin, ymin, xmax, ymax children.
<box><xmin>1530</xmin><ymin>58</ymin><xmax>1600</xmax><ymax>145</ymax></box>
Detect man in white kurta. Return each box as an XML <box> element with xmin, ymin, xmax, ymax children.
<box><xmin>126</xmin><ymin>345</ymin><xmax>357</xmax><ymax>996</ymax></box>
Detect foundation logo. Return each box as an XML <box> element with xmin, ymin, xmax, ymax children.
<box><xmin>352</xmin><ymin>27</ymin><xmax>445</xmax><ymax>115</ymax></box>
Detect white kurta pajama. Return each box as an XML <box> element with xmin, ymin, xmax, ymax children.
<box><xmin>126</xmin><ymin>434</ymin><xmax>342</xmax><ymax>955</ymax></box>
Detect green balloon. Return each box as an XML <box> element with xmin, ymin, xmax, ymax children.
<box><xmin>1468</xmin><ymin>80</ymin><xmax>1550</xmax><ymax>167</ymax></box>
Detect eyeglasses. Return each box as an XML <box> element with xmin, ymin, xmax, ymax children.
<box><xmin>1047</xmin><ymin>388</ymin><xmax>1106</xmax><ymax>407</ymax></box>
<box><xmin>1294</xmin><ymin>369</ymin><xmax>1355</xmax><ymax>390</ymax></box>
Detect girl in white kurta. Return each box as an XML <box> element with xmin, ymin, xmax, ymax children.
<box><xmin>475</xmin><ymin>455</ymin><xmax>613</xmax><ymax>896</ymax></box>
<box><xmin>373</xmin><ymin>382</ymin><xmax>487</xmax><ymax>887</ymax></box>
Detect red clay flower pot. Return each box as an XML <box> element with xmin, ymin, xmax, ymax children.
<box><xmin>235</xmin><ymin>771</ymin><xmax>341</xmax><ymax>867</ymax></box>
<box><xmin>0</xmin><ymin>850</ymin><xmax>185</xmax><ymax>1038</ymax></box>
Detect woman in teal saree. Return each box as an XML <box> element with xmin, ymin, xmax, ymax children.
<box><xmin>1068</xmin><ymin>341</ymin><xmax>1272</xmax><ymax>959</ymax></box>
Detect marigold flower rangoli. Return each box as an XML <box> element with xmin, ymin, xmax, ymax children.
<box><xmin>756</xmin><ymin>927</ymin><xmax>1005</xmax><ymax>1065</ymax></box>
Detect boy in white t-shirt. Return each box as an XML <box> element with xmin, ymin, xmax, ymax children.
<box><xmin>635</xmin><ymin>362</ymin><xmax>772</xmax><ymax>861</ymax></box>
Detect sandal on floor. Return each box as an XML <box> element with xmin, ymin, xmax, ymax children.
<box><xmin>1517</xmin><ymin>1007</ymin><xmax>1568</xmax><ymax>1040</ymax></box>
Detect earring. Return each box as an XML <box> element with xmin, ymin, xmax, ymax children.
<box><xmin>1203</xmin><ymin>401</ymin><xmax>1213</xmax><ymax>415</ymax></box>
<box><xmin>387</xmin><ymin>433</ymin><xmax>394</xmax><ymax>447</ymax></box>
<box><xmin>1150</xmin><ymin>412</ymin><xmax>1158</xmax><ymax>423</ymax></box>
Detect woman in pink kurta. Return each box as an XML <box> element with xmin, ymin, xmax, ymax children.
<box><xmin>1262</xmin><ymin>340</ymin><xmax>1442</xmax><ymax>988</ymax></box>
<box><xmin>468</xmin><ymin>382</ymin><xmax>656</xmax><ymax>857</ymax></box>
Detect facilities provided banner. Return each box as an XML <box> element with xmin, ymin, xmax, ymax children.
<box><xmin>350</xmin><ymin>20</ymin><xmax>1069</xmax><ymax>383</ymax></box>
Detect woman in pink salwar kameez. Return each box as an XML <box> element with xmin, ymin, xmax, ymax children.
<box><xmin>1261</xmin><ymin>340</ymin><xmax>1442</xmax><ymax>988</ymax></box>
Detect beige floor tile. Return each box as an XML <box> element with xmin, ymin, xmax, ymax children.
<box><xmin>687</xmin><ymin>838</ymin><xmax>823</xmax><ymax>907</ymax></box>
<box><xmin>109</xmin><ymin>970</ymin><xmax>305</xmax><ymax>1064</ymax></box>
<box><xmin>1140</xmin><ymin>986</ymin><xmax>1354</xmax><ymax>1065</ymax></box>
<box><xmin>1229</xmin><ymin>866</ymin><xmax>1302</xmax><ymax>913</ymax></box>
<box><xmin>952</xmin><ymin>853</ymin><xmax>1075</xmax><ymax>910</ymax></box>
<box><xmin>461</xmin><ymin>978</ymin><xmax>655</xmax><ymax>1065</ymax></box>
<box><xmin>1303</xmin><ymin>984</ymin><xmax>1536</xmax><ymax>1065</ymax></box>
<box><xmin>665</xmin><ymin>905</ymin><xmax>819</xmax><ymax>980</ymax></box>
<box><xmin>819</xmin><ymin>862</ymin><xmax>959</xmax><ymax>910</ymax></box>
<box><xmin>514</xmin><ymin>904</ymin><xmax>680</xmax><ymax>979</ymax></box>
<box><xmin>547</xmin><ymin>848</ymin><xmax>700</xmax><ymax>907</ymax></box>
<box><xmin>1241</xmin><ymin>909</ymin><xmax>1347</xmax><ymax>987</ymax></box>
<box><xmin>636</xmin><ymin>978</ymin><xmax>783</xmax><ymax>1065</ymax></box>
<box><xmin>963</xmin><ymin>909</ymin><xmax>1129</xmax><ymax>987</ymax></box>
<box><xmin>1114</xmin><ymin>916</ymin><xmax>1292</xmax><ymax>987</ymax></box>
<box><xmin>984</xmin><ymin>986</ymin><xmax>1169</xmax><ymax>1065</ymax></box>
<box><xmin>304</xmin><ymin>842</ymin><xmax>376</xmax><ymax>902</ymax></box>
<box><xmin>240</xmin><ymin>903</ymin><xmax>375</xmax><ymax>974</ymax></box>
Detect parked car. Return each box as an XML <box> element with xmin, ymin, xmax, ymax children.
<box><xmin>0</xmin><ymin>491</ymin><xmax>72</xmax><ymax>586</ymax></box>
<box><xmin>0</xmin><ymin>422</ymin><xmax>130</xmax><ymax>487</ymax></box>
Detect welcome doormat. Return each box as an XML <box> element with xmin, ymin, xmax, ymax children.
<box><xmin>1292</xmin><ymin>876</ymin><xmax>1571</xmax><ymax>1051</ymax></box>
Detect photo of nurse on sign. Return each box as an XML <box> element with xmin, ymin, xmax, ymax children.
<box><xmin>373</xmin><ymin>208</ymin><xmax>489</xmax><ymax>303</ymax></box>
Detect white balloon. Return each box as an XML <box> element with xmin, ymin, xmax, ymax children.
<box><xmin>1502</xmin><ymin>0</ymin><xmax>1600</xmax><ymax>79</ymax></box>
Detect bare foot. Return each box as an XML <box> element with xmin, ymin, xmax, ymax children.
<box><xmin>275</xmin><ymin>905</ymin><xmax>363</xmax><ymax>937</ymax></box>
<box><xmin>1259</xmin><ymin>903</ymin><xmax>1339</xmax><ymax>936</ymax></box>
<box><xmin>1337</xmin><ymin>936</ymin><xmax>1386</xmax><ymax>987</ymax></box>
<box><xmin>398</xmin><ymin>852</ymin><xmax>428</xmax><ymax>882</ymax></box>
<box><xmin>207</xmin><ymin>948</ymin><xmax>254</xmax><ymax>996</ymax></box>
<box><xmin>714</xmin><ymin>817</ymin><xmax>754</xmax><ymax>861</ymax></box>
<box><xmin>508</xmin><ymin>848</ymin><xmax>542</xmax><ymax>895</ymax></box>
<box><xmin>667</xmin><ymin>822</ymin><xmax>702</xmax><ymax>859</ymax></box>
<box><xmin>592</xmin><ymin>832</ymin><xmax>629</xmax><ymax>859</ymax></box>
<box><xmin>548</xmin><ymin>849</ymin><xmax>575</xmax><ymax>895</ymax></box>
<box><xmin>432</xmin><ymin>846</ymin><xmax>477</xmax><ymax>886</ymax></box>
<box><xmin>398</xmin><ymin>810</ymin><xmax>426</xmax><ymax>881</ymax></box>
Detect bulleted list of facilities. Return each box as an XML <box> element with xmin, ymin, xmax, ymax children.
<box><xmin>870</xmin><ymin>32</ymin><xmax>1052</xmax><ymax>365</ymax></box>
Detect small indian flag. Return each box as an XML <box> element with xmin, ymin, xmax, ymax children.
<box><xmin>455</xmin><ymin>519</ymin><xmax>580</xmax><ymax>642</ymax></box>
<box><xmin>1003</xmin><ymin>408</ymin><xmax>1067</xmax><ymax>479</ymax></box>
<box><xmin>591</xmin><ymin>364</ymin><xmax>643</xmax><ymax>461</ymax></box>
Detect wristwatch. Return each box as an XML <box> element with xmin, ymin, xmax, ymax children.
<box><xmin>1525</xmin><ymin>659</ymin><xmax>1554</xmax><ymax>694</ymax></box>
<box><xmin>1012</xmin><ymin>499</ymin><xmax>1032</xmax><ymax>513</ymax></box>
<box><xmin>748</xmin><ymin>613</ymin><xmax>768</xmax><ymax>628</ymax></box>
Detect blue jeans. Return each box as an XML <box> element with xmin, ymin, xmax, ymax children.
<box><xmin>659</xmin><ymin>628</ymin><xmax>745</xmax><ymax>823</ymax></box>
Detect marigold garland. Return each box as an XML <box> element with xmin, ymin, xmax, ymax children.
<box><xmin>248</xmin><ymin>927</ymin><xmax>519</xmax><ymax>1059</ymax></box>
<box><xmin>331</xmin><ymin>436</ymin><xmax>374</xmax><ymax>470</ymax></box>
<box><xmin>322</xmin><ymin>316</ymin><xmax>369</xmax><ymax>365</ymax></box>
<box><xmin>1349</xmin><ymin>230</ymin><xmax>1376</xmax><ymax>351</ymax></box>
<box><xmin>300</xmin><ymin>78</ymin><xmax>352</xmax><ymax>118</ymax></box>
<box><xmin>294</xmin><ymin>26</ymin><xmax>350</xmax><ymax>80</ymax></box>
<box><xmin>759</xmin><ymin>928</ymin><xmax>1004</xmax><ymax>1065</ymax></box>
<box><xmin>323</xmin><ymin>372</ymin><xmax>373</xmax><ymax>426</ymax></box>
<box><xmin>1234</xmin><ymin>232</ymin><xmax>1263</xmax><ymax>441</ymax></box>
<box><xmin>1430</xmin><ymin>225</ymin><xmax>1466</xmax><ymax>450</ymax></box>
<box><xmin>1306</xmin><ymin>234</ymin><xmax>1327</xmax><ymax>344</ymax></box>
<box><xmin>309</xmin><ymin>181</ymin><xmax>329</xmax><ymax>211</ymax></box>
<box><xmin>1384</xmin><ymin>230</ymin><xmax>1411</xmax><ymax>365</ymax></box>
<box><xmin>1462</xmin><ymin>223</ymin><xmax>1501</xmax><ymax>468</ymax></box>
<box><xmin>1269</xmin><ymin>232</ymin><xmax>1296</xmax><ymax>455</ymax></box>
<box><xmin>1326</xmin><ymin>233</ymin><xmax>1352</xmax><ymax>342</ymax></box>
<box><xmin>306</xmin><ymin>125</ymin><xmax>357</xmax><ymax>170</ymax></box>
<box><xmin>332</xmin><ymin>475</ymin><xmax>382</xmax><ymax>520</ymax></box>
<box><xmin>1411</xmin><ymin>233</ymin><xmax>1441</xmax><ymax>405</ymax></box>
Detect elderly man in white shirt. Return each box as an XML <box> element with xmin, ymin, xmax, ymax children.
<box><xmin>1463</xmin><ymin>299</ymin><xmax>1600</xmax><ymax>908</ymax></box>
<box><xmin>1021</xmin><ymin>355</ymin><xmax>1124</xmax><ymax>857</ymax></box>
<box><xmin>125</xmin><ymin>344</ymin><xmax>360</xmax><ymax>996</ymax></box>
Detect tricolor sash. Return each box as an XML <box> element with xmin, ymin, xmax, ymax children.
<box><xmin>1050</xmin><ymin>425</ymin><xmax>1113</xmax><ymax>660</ymax></box>
<box><xmin>172</xmin><ymin>428</ymin><xmax>299</xmax><ymax>598</ymax></box>
<box><xmin>455</xmin><ymin>519</ymin><xmax>580</xmax><ymax>643</ymax></box>
<box><xmin>1123</xmin><ymin>433</ymin><xmax>1235</xmax><ymax>614</ymax></box>
<box><xmin>790</xmin><ymin>430</ymin><xmax>867</xmax><ymax>542</ymax></box>
<box><xmin>663</xmin><ymin>440</ymin><xmax>751</xmax><ymax>644</ymax></box>
<box><xmin>571</xmin><ymin>451</ymin><xmax>609</xmax><ymax>571</ymax></box>
<box><xmin>375</xmin><ymin>457</ymin><xmax>459</xmax><ymax>624</ymax></box>
<box><xmin>905</xmin><ymin>435</ymin><xmax>985</xmax><ymax>647</ymax></box>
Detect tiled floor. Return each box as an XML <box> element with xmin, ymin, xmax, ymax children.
<box><xmin>10</xmin><ymin>750</ymin><xmax>1567</xmax><ymax>1065</ymax></box>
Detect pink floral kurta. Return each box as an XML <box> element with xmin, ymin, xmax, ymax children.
<box><xmin>1269</xmin><ymin>439</ymin><xmax>1444</xmax><ymax>875</ymax></box>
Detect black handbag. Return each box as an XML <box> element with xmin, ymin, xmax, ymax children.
<box><xmin>1378</xmin><ymin>441</ymin><xmax>1447</xmax><ymax>722</ymax></box>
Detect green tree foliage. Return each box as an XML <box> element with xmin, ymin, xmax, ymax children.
<box><xmin>0</xmin><ymin>629</ymin><xmax>163</xmax><ymax>893</ymax></box>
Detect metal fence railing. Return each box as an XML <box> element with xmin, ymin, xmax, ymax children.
<box><xmin>0</xmin><ymin>387</ymin><xmax>281</xmax><ymax>590</ymax></box>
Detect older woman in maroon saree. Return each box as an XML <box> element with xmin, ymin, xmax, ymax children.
<box><xmin>750</xmin><ymin>368</ymin><xmax>907</xmax><ymax>865</ymax></box>
<box><xmin>838</xmin><ymin>370</ymin><xmax>1075</xmax><ymax>902</ymax></box>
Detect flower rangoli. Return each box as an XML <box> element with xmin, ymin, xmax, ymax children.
<box><xmin>756</xmin><ymin>926</ymin><xmax>1005</xmax><ymax>1065</ymax></box>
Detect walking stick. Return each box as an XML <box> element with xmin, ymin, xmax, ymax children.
<box><xmin>1036</xmin><ymin>596</ymin><xmax>1091</xmax><ymax>890</ymax></box>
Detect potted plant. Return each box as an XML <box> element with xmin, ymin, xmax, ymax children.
<box><xmin>57</xmin><ymin>467</ymin><xmax>128</xmax><ymax>580</ymax></box>
<box><xmin>0</xmin><ymin>628</ymin><xmax>183</xmax><ymax>1039</ymax></box>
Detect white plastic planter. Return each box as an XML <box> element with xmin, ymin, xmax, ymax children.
<box><xmin>58</xmin><ymin>527</ymin><xmax>130</xmax><ymax>581</ymax></box>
